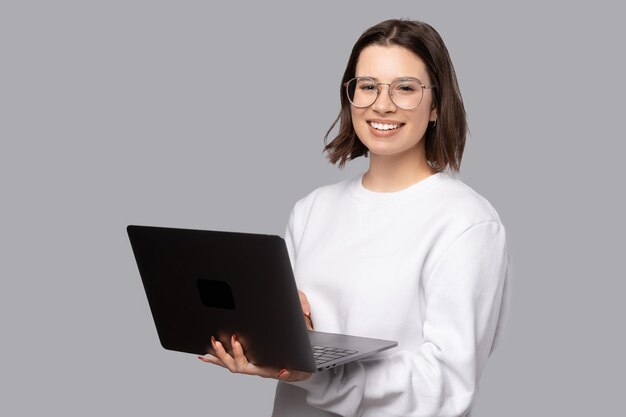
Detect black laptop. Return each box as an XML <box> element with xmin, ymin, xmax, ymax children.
<box><xmin>127</xmin><ymin>225</ymin><xmax>397</xmax><ymax>372</ymax></box>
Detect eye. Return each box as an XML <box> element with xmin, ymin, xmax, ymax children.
<box><xmin>358</xmin><ymin>83</ymin><xmax>377</xmax><ymax>91</ymax></box>
<box><xmin>394</xmin><ymin>83</ymin><xmax>418</xmax><ymax>93</ymax></box>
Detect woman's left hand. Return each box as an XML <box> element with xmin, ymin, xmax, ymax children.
<box><xmin>198</xmin><ymin>334</ymin><xmax>312</xmax><ymax>382</ymax></box>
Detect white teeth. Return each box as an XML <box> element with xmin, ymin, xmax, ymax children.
<box><xmin>369</xmin><ymin>122</ymin><xmax>400</xmax><ymax>131</ymax></box>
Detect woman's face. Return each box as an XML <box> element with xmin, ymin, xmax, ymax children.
<box><xmin>351</xmin><ymin>44</ymin><xmax>437</xmax><ymax>159</ymax></box>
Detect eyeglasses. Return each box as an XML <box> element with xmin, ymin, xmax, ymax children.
<box><xmin>344</xmin><ymin>77</ymin><xmax>436</xmax><ymax>110</ymax></box>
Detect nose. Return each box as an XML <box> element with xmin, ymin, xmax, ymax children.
<box><xmin>371</xmin><ymin>84</ymin><xmax>396</xmax><ymax>113</ymax></box>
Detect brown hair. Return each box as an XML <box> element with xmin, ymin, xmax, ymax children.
<box><xmin>324</xmin><ymin>19</ymin><xmax>467</xmax><ymax>172</ymax></box>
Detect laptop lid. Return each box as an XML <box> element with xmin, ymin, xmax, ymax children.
<box><xmin>127</xmin><ymin>225</ymin><xmax>397</xmax><ymax>373</ymax></box>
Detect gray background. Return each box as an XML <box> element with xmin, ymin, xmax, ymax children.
<box><xmin>1</xmin><ymin>1</ymin><xmax>624</xmax><ymax>415</ymax></box>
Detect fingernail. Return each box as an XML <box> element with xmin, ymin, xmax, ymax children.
<box><xmin>277</xmin><ymin>368</ymin><xmax>287</xmax><ymax>378</ymax></box>
<box><xmin>304</xmin><ymin>311</ymin><xmax>310</xmax><ymax>317</ymax></box>
<box><xmin>211</xmin><ymin>336</ymin><xmax>216</xmax><ymax>345</ymax></box>
<box><xmin>232</xmin><ymin>334</ymin><xmax>238</xmax><ymax>342</ymax></box>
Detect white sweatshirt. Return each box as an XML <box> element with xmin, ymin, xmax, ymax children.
<box><xmin>272</xmin><ymin>172</ymin><xmax>510</xmax><ymax>417</ymax></box>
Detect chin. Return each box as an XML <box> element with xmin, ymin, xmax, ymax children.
<box><xmin>363</xmin><ymin>138</ymin><xmax>425</xmax><ymax>159</ymax></box>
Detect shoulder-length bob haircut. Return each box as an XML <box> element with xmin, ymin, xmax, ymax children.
<box><xmin>324</xmin><ymin>19</ymin><xmax>467</xmax><ymax>172</ymax></box>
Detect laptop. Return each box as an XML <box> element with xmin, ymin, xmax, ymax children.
<box><xmin>127</xmin><ymin>225</ymin><xmax>397</xmax><ymax>372</ymax></box>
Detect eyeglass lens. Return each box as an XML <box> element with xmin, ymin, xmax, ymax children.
<box><xmin>346</xmin><ymin>78</ymin><xmax>424</xmax><ymax>109</ymax></box>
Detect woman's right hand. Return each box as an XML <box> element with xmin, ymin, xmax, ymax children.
<box><xmin>198</xmin><ymin>334</ymin><xmax>311</xmax><ymax>382</ymax></box>
<box><xmin>198</xmin><ymin>290</ymin><xmax>314</xmax><ymax>380</ymax></box>
<box><xmin>298</xmin><ymin>290</ymin><xmax>314</xmax><ymax>331</ymax></box>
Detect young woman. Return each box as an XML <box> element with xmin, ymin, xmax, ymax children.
<box><xmin>199</xmin><ymin>19</ymin><xmax>510</xmax><ymax>417</ymax></box>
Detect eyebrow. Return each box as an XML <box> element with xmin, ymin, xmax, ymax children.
<box><xmin>356</xmin><ymin>76</ymin><xmax>423</xmax><ymax>82</ymax></box>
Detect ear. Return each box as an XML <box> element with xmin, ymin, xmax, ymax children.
<box><xmin>429</xmin><ymin>106</ymin><xmax>438</xmax><ymax>122</ymax></box>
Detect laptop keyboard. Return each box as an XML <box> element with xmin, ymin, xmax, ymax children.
<box><xmin>312</xmin><ymin>345</ymin><xmax>358</xmax><ymax>365</ymax></box>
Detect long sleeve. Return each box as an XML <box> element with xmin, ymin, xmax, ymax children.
<box><xmin>387</xmin><ymin>221</ymin><xmax>509</xmax><ymax>416</ymax></box>
<box><xmin>287</xmin><ymin>221</ymin><xmax>508</xmax><ymax>417</ymax></box>
<box><xmin>274</xmin><ymin>175</ymin><xmax>510</xmax><ymax>417</ymax></box>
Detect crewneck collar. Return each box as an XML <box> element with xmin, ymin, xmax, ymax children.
<box><xmin>350</xmin><ymin>172</ymin><xmax>449</xmax><ymax>203</ymax></box>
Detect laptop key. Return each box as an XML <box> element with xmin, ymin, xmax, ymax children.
<box><xmin>312</xmin><ymin>345</ymin><xmax>359</xmax><ymax>365</ymax></box>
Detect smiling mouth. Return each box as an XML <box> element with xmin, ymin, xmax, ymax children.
<box><xmin>369</xmin><ymin>121</ymin><xmax>403</xmax><ymax>131</ymax></box>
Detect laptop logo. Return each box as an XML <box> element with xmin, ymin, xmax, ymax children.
<box><xmin>196</xmin><ymin>279</ymin><xmax>236</xmax><ymax>310</ymax></box>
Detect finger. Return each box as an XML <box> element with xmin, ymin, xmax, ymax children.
<box><xmin>211</xmin><ymin>336</ymin><xmax>236</xmax><ymax>369</ymax></box>
<box><xmin>231</xmin><ymin>335</ymin><xmax>249</xmax><ymax>366</ymax></box>
<box><xmin>253</xmin><ymin>364</ymin><xmax>292</xmax><ymax>379</ymax></box>
<box><xmin>197</xmin><ymin>354</ymin><xmax>223</xmax><ymax>366</ymax></box>
<box><xmin>277</xmin><ymin>369</ymin><xmax>312</xmax><ymax>382</ymax></box>
<box><xmin>305</xmin><ymin>315</ymin><xmax>314</xmax><ymax>331</ymax></box>
<box><xmin>298</xmin><ymin>290</ymin><xmax>311</xmax><ymax>316</ymax></box>
<box><xmin>298</xmin><ymin>291</ymin><xmax>314</xmax><ymax>330</ymax></box>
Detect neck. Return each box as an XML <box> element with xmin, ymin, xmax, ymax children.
<box><xmin>362</xmin><ymin>145</ymin><xmax>436</xmax><ymax>192</ymax></box>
